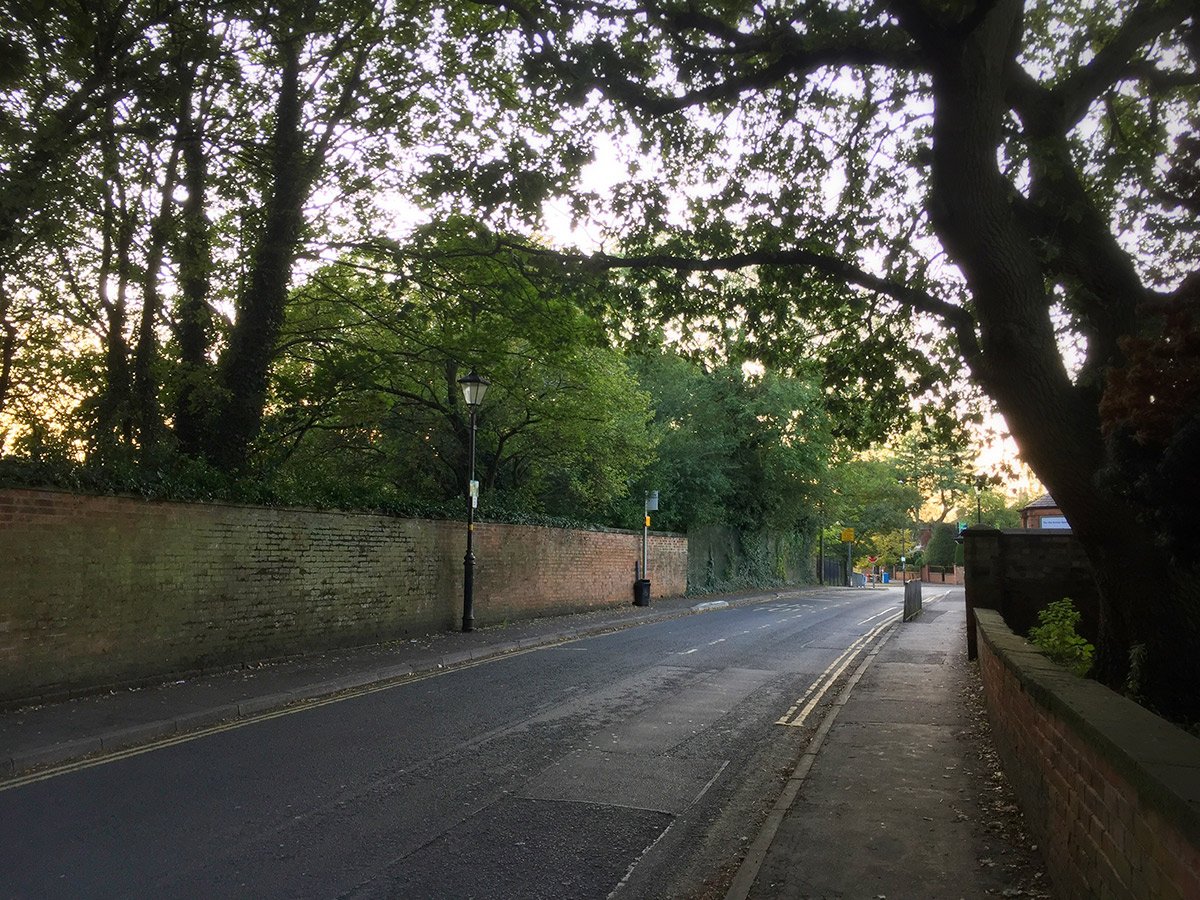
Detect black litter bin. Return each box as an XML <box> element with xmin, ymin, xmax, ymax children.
<box><xmin>633</xmin><ymin>578</ymin><xmax>651</xmax><ymax>606</ymax></box>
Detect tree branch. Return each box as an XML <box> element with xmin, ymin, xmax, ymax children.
<box><xmin>507</xmin><ymin>239</ymin><xmax>982</xmax><ymax>364</ymax></box>
<box><xmin>493</xmin><ymin>0</ymin><xmax>921</xmax><ymax>115</ymax></box>
<box><xmin>1008</xmin><ymin>0</ymin><xmax>1195</xmax><ymax>130</ymax></box>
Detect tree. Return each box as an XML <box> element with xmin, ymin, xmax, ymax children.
<box><xmin>0</xmin><ymin>1</ymin><xmax>538</xmax><ymax>471</ymax></box>
<box><xmin>492</xmin><ymin>1</ymin><xmax>1200</xmax><ymax>722</ymax></box>
<box><xmin>825</xmin><ymin>456</ymin><xmax>923</xmax><ymax>559</ymax></box>
<box><xmin>262</xmin><ymin>222</ymin><xmax>656</xmax><ymax>520</ymax></box>
<box><xmin>629</xmin><ymin>348</ymin><xmax>833</xmax><ymax>535</ymax></box>
<box><xmin>961</xmin><ymin>488</ymin><xmax>1025</xmax><ymax>530</ymax></box>
<box><xmin>925</xmin><ymin>523</ymin><xmax>959</xmax><ymax>569</ymax></box>
<box><xmin>892</xmin><ymin>427</ymin><xmax>976</xmax><ymax>524</ymax></box>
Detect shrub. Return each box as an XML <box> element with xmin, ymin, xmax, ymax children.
<box><xmin>924</xmin><ymin>522</ymin><xmax>958</xmax><ymax>567</ymax></box>
<box><xmin>1029</xmin><ymin>598</ymin><xmax>1094</xmax><ymax>677</ymax></box>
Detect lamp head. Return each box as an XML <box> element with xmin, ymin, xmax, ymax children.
<box><xmin>458</xmin><ymin>369</ymin><xmax>490</xmax><ymax>410</ymax></box>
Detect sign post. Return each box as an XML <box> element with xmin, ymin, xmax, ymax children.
<box><xmin>635</xmin><ymin>491</ymin><xmax>659</xmax><ymax>606</ymax></box>
<box><xmin>840</xmin><ymin>528</ymin><xmax>855</xmax><ymax>587</ymax></box>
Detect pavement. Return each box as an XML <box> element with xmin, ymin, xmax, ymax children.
<box><xmin>734</xmin><ymin>588</ymin><xmax>1047</xmax><ymax>899</ymax></box>
<box><xmin>0</xmin><ymin>585</ymin><xmax>1045</xmax><ymax>898</ymax></box>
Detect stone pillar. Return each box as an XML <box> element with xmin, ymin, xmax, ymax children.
<box><xmin>963</xmin><ymin>526</ymin><xmax>1003</xmax><ymax>659</ymax></box>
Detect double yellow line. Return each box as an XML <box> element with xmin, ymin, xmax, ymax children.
<box><xmin>775</xmin><ymin>615</ymin><xmax>899</xmax><ymax>728</ymax></box>
<box><xmin>0</xmin><ymin>645</ymin><xmax>541</xmax><ymax>793</ymax></box>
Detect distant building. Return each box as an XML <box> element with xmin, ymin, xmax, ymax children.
<box><xmin>1021</xmin><ymin>493</ymin><xmax>1070</xmax><ymax>529</ymax></box>
<box><xmin>917</xmin><ymin>525</ymin><xmax>932</xmax><ymax>549</ymax></box>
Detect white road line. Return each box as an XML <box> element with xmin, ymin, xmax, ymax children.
<box><xmin>856</xmin><ymin>607</ymin><xmax>899</xmax><ymax>626</ymax></box>
<box><xmin>774</xmin><ymin>630</ymin><xmax>876</xmax><ymax>725</ymax></box>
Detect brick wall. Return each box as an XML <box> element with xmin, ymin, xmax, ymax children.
<box><xmin>963</xmin><ymin>526</ymin><xmax>1100</xmax><ymax>660</ymax></box>
<box><xmin>0</xmin><ymin>488</ymin><xmax>687</xmax><ymax>704</ymax></box>
<box><xmin>975</xmin><ymin>610</ymin><xmax>1200</xmax><ymax>899</ymax></box>
<box><xmin>920</xmin><ymin>564</ymin><xmax>964</xmax><ymax>585</ymax></box>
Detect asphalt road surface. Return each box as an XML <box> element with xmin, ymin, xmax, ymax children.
<box><xmin>1</xmin><ymin>585</ymin><xmax>917</xmax><ymax>899</ymax></box>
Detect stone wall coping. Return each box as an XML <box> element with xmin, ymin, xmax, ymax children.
<box><xmin>975</xmin><ymin>609</ymin><xmax>1200</xmax><ymax>846</ymax></box>
<box><xmin>0</xmin><ymin>485</ymin><xmax>685</xmax><ymax>538</ymax></box>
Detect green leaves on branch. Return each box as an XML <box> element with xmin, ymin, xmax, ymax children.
<box><xmin>1029</xmin><ymin>599</ymin><xmax>1095</xmax><ymax>678</ymax></box>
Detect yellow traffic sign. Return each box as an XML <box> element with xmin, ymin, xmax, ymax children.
<box><xmin>840</xmin><ymin>528</ymin><xmax>855</xmax><ymax>542</ymax></box>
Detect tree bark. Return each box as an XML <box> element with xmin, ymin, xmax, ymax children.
<box><xmin>172</xmin><ymin>55</ymin><xmax>215</xmax><ymax>459</ymax></box>
<box><xmin>133</xmin><ymin>139</ymin><xmax>182</xmax><ymax>458</ymax></box>
<box><xmin>94</xmin><ymin>97</ymin><xmax>134</xmax><ymax>456</ymax></box>
<box><xmin>205</xmin><ymin>23</ymin><xmax>311</xmax><ymax>472</ymax></box>
<box><xmin>205</xmin><ymin>4</ymin><xmax>374</xmax><ymax>471</ymax></box>
<box><xmin>915</xmin><ymin>0</ymin><xmax>1200</xmax><ymax>721</ymax></box>
<box><xmin>0</xmin><ymin>287</ymin><xmax>15</xmax><ymax>425</ymax></box>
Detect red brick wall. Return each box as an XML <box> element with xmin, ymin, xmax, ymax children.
<box><xmin>975</xmin><ymin>610</ymin><xmax>1200</xmax><ymax>899</ymax></box>
<box><xmin>0</xmin><ymin>488</ymin><xmax>687</xmax><ymax>704</ymax></box>
<box><xmin>920</xmin><ymin>564</ymin><xmax>964</xmax><ymax>584</ymax></box>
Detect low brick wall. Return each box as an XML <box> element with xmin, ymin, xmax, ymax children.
<box><xmin>920</xmin><ymin>564</ymin><xmax>964</xmax><ymax>585</ymax></box>
<box><xmin>0</xmin><ymin>488</ymin><xmax>687</xmax><ymax>704</ymax></box>
<box><xmin>975</xmin><ymin>610</ymin><xmax>1200</xmax><ymax>899</ymax></box>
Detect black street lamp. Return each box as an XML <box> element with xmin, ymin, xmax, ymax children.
<box><xmin>458</xmin><ymin>368</ymin><xmax>490</xmax><ymax>633</ymax></box>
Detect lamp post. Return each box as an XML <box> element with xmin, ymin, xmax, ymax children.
<box><xmin>458</xmin><ymin>368</ymin><xmax>490</xmax><ymax>633</ymax></box>
<box><xmin>975</xmin><ymin>474</ymin><xmax>986</xmax><ymax>525</ymax></box>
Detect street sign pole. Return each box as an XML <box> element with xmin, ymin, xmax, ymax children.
<box><xmin>839</xmin><ymin>528</ymin><xmax>855</xmax><ymax>588</ymax></box>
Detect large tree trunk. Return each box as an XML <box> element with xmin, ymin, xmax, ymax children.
<box><xmin>205</xmin><ymin>27</ymin><xmax>312</xmax><ymax>472</ymax></box>
<box><xmin>917</xmin><ymin>0</ymin><xmax>1200</xmax><ymax>723</ymax></box>
<box><xmin>172</xmin><ymin>55</ymin><xmax>215</xmax><ymax>459</ymax></box>
<box><xmin>202</xmin><ymin>3</ymin><xmax>373</xmax><ymax>473</ymax></box>
<box><xmin>94</xmin><ymin>98</ymin><xmax>134</xmax><ymax>457</ymax></box>
<box><xmin>133</xmin><ymin>139</ymin><xmax>182</xmax><ymax>459</ymax></box>
<box><xmin>0</xmin><ymin>285</ymin><xmax>15</xmax><ymax>425</ymax></box>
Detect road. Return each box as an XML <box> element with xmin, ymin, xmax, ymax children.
<box><xmin>1</xmin><ymin>585</ymin><xmax>915</xmax><ymax>899</ymax></box>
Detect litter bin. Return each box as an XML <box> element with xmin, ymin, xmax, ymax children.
<box><xmin>633</xmin><ymin>578</ymin><xmax>651</xmax><ymax>606</ymax></box>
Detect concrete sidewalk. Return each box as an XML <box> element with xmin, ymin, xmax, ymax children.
<box><xmin>0</xmin><ymin>587</ymin><xmax>789</xmax><ymax>780</ymax></box>
<box><xmin>730</xmin><ymin>590</ymin><xmax>1048</xmax><ymax>899</ymax></box>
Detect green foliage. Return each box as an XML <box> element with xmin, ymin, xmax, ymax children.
<box><xmin>0</xmin><ymin>0</ymin><xmax>541</xmax><ymax>468</ymax></box>
<box><xmin>628</xmin><ymin>348</ymin><xmax>831</xmax><ymax>537</ymax></box>
<box><xmin>260</xmin><ymin>224</ymin><xmax>656</xmax><ymax>523</ymax></box>
<box><xmin>688</xmin><ymin>526</ymin><xmax>816</xmax><ymax>593</ymax></box>
<box><xmin>871</xmin><ymin>529</ymin><xmax>920</xmax><ymax>568</ymax></box>
<box><xmin>1029</xmin><ymin>599</ymin><xmax>1095</xmax><ymax>678</ymax></box>
<box><xmin>890</xmin><ymin>426</ymin><xmax>977</xmax><ymax>522</ymax></box>
<box><xmin>957</xmin><ymin>485</ymin><xmax>1024</xmax><ymax>530</ymax></box>
<box><xmin>824</xmin><ymin>456</ymin><xmax>922</xmax><ymax>558</ymax></box>
<box><xmin>505</xmin><ymin>2</ymin><xmax>1200</xmax><ymax>718</ymax></box>
<box><xmin>924</xmin><ymin>523</ymin><xmax>959</xmax><ymax>568</ymax></box>
<box><xmin>0</xmin><ymin>450</ymin><xmax>609</xmax><ymax>533</ymax></box>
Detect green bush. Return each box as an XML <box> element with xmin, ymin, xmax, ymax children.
<box><xmin>1028</xmin><ymin>598</ymin><xmax>1094</xmax><ymax>677</ymax></box>
<box><xmin>924</xmin><ymin>523</ymin><xmax>958</xmax><ymax>567</ymax></box>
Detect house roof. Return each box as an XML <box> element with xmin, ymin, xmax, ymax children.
<box><xmin>1022</xmin><ymin>493</ymin><xmax>1059</xmax><ymax>511</ymax></box>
